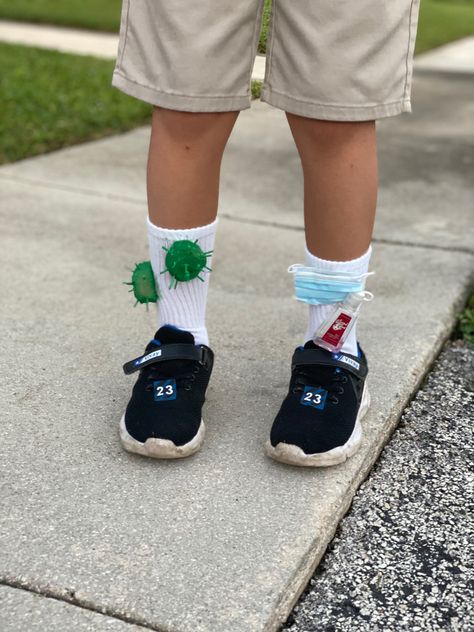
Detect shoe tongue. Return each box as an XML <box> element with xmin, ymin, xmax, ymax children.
<box><xmin>301</xmin><ymin>340</ymin><xmax>340</xmax><ymax>379</ymax></box>
<box><xmin>153</xmin><ymin>325</ymin><xmax>195</xmax><ymax>346</ymax></box>
<box><xmin>143</xmin><ymin>325</ymin><xmax>196</xmax><ymax>377</ymax></box>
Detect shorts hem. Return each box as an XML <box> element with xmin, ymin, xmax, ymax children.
<box><xmin>112</xmin><ymin>71</ymin><xmax>251</xmax><ymax>112</ymax></box>
<box><xmin>260</xmin><ymin>86</ymin><xmax>412</xmax><ymax>121</ymax></box>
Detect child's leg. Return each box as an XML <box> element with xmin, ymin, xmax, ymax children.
<box><xmin>286</xmin><ymin>116</ymin><xmax>377</xmax><ymax>353</ymax></box>
<box><xmin>259</xmin><ymin>0</ymin><xmax>420</xmax><ymax>357</ymax></box>
<box><xmin>286</xmin><ymin>117</ymin><xmax>376</xmax><ymax>261</ymax></box>
<box><xmin>120</xmin><ymin>108</ymin><xmax>239</xmax><ymax>458</ymax></box>
<box><xmin>146</xmin><ymin>108</ymin><xmax>239</xmax><ymax>346</ymax></box>
<box><xmin>147</xmin><ymin>108</ymin><xmax>239</xmax><ymax>229</ymax></box>
<box><xmin>263</xmin><ymin>0</ymin><xmax>421</xmax><ymax>465</ymax></box>
<box><xmin>112</xmin><ymin>0</ymin><xmax>264</xmax><ymax>345</ymax></box>
<box><xmin>112</xmin><ymin>0</ymin><xmax>264</xmax><ymax>459</ymax></box>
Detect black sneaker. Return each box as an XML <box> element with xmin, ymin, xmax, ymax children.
<box><xmin>120</xmin><ymin>325</ymin><xmax>214</xmax><ymax>459</ymax></box>
<box><xmin>265</xmin><ymin>341</ymin><xmax>370</xmax><ymax>467</ymax></box>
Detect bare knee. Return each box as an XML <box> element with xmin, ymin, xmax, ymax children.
<box><xmin>286</xmin><ymin>112</ymin><xmax>375</xmax><ymax>146</ymax></box>
<box><xmin>152</xmin><ymin>106</ymin><xmax>239</xmax><ymax>150</ymax></box>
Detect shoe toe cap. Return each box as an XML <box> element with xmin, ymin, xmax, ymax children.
<box><xmin>124</xmin><ymin>405</ymin><xmax>201</xmax><ymax>446</ymax></box>
<box><xmin>270</xmin><ymin>405</ymin><xmax>355</xmax><ymax>455</ymax></box>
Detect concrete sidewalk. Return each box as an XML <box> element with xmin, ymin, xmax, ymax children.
<box><xmin>0</xmin><ymin>69</ymin><xmax>473</xmax><ymax>631</ymax></box>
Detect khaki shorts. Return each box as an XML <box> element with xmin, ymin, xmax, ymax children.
<box><xmin>111</xmin><ymin>0</ymin><xmax>421</xmax><ymax>121</ymax></box>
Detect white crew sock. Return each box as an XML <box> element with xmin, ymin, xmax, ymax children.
<box><xmin>147</xmin><ymin>217</ymin><xmax>218</xmax><ymax>346</ymax></box>
<box><xmin>304</xmin><ymin>244</ymin><xmax>372</xmax><ymax>356</ymax></box>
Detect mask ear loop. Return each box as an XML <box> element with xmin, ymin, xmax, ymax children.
<box><xmin>359</xmin><ymin>290</ymin><xmax>374</xmax><ymax>302</ymax></box>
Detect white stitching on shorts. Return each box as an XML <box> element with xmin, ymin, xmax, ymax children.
<box><xmin>114</xmin><ymin>70</ymin><xmax>249</xmax><ymax>100</ymax></box>
<box><xmin>263</xmin><ymin>87</ymin><xmax>411</xmax><ymax>110</ymax></box>
<box><xmin>403</xmin><ymin>0</ymin><xmax>417</xmax><ymax>100</ymax></box>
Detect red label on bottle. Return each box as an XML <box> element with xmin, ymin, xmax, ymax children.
<box><xmin>321</xmin><ymin>312</ymin><xmax>352</xmax><ymax>346</ymax></box>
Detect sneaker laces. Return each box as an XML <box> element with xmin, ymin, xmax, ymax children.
<box><xmin>292</xmin><ymin>367</ymin><xmax>348</xmax><ymax>404</ymax></box>
<box><xmin>143</xmin><ymin>360</ymin><xmax>200</xmax><ymax>393</ymax></box>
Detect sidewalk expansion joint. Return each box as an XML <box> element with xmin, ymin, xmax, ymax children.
<box><xmin>370</xmin><ymin>236</ymin><xmax>474</xmax><ymax>256</ymax></box>
<box><xmin>219</xmin><ymin>213</ymin><xmax>474</xmax><ymax>256</ymax></box>
<box><xmin>1</xmin><ymin>172</ymin><xmax>473</xmax><ymax>257</ymax></box>
<box><xmin>0</xmin><ymin>172</ymin><xmax>145</xmax><ymax>206</ymax></box>
<box><xmin>0</xmin><ymin>577</ymin><xmax>164</xmax><ymax>632</ymax></box>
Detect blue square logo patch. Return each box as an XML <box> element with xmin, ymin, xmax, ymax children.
<box><xmin>153</xmin><ymin>379</ymin><xmax>177</xmax><ymax>402</ymax></box>
<box><xmin>300</xmin><ymin>386</ymin><xmax>328</xmax><ymax>410</ymax></box>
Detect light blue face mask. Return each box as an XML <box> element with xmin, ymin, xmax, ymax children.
<box><xmin>288</xmin><ymin>264</ymin><xmax>375</xmax><ymax>305</ymax></box>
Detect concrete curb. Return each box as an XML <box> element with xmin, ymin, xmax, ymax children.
<box><xmin>415</xmin><ymin>37</ymin><xmax>474</xmax><ymax>74</ymax></box>
<box><xmin>0</xmin><ymin>19</ymin><xmax>119</xmax><ymax>59</ymax></box>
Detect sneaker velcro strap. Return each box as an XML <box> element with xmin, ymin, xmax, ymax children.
<box><xmin>123</xmin><ymin>343</ymin><xmax>207</xmax><ymax>375</ymax></box>
<box><xmin>292</xmin><ymin>347</ymin><xmax>367</xmax><ymax>379</ymax></box>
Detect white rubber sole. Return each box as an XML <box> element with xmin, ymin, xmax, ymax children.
<box><xmin>119</xmin><ymin>414</ymin><xmax>205</xmax><ymax>459</ymax></box>
<box><xmin>265</xmin><ymin>382</ymin><xmax>371</xmax><ymax>468</ymax></box>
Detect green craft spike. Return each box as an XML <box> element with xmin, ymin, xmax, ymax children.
<box><xmin>163</xmin><ymin>239</ymin><xmax>212</xmax><ymax>288</ymax></box>
<box><xmin>124</xmin><ymin>260</ymin><xmax>159</xmax><ymax>306</ymax></box>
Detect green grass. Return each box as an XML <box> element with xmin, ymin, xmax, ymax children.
<box><xmin>415</xmin><ymin>0</ymin><xmax>474</xmax><ymax>53</ymax></box>
<box><xmin>0</xmin><ymin>42</ymin><xmax>151</xmax><ymax>164</ymax></box>
<box><xmin>258</xmin><ymin>0</ymin><xmax>272</xmax><ymax>54</ymax></box>
<box><xmin>0</xmin><ymin>0</ymin><xmax>121</xmax><ymax>32</ymax></box>
<box><xmin>456</xmin><ymin>294</ymin><xmax>474</xmax><ymax>345</ymax></box>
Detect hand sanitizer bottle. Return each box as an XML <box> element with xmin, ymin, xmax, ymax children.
<box><xmin>313</xmin><ymin>291</ymin><xmax>373</xmax><ymax>353</ymax></box>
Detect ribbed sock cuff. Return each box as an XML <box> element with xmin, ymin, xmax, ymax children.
<box><xmin>304</xmin><ymin>244</ymin><xmax>372</xmax><ymax>277</ymax></box>
<box><xmin>146</xmin><ymin>216</ymin><xmax>218</xmax><ymax>240</ymax></box>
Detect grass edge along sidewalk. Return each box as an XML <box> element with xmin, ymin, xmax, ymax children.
<box><xmin>0</xmin><ymin>42</ymin><xmax>151</xmax><ymax>165</ymax></box>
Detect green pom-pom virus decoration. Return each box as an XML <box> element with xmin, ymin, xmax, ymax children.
<box><xmin>124</xmin><ymin>260</ymin><xmax>159</xmax><ymax>307</ymax></box>
<box><xmin>161</xmin><ymin>239</ymin><xmax>212</xmax><ymax>289</ymax></box>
